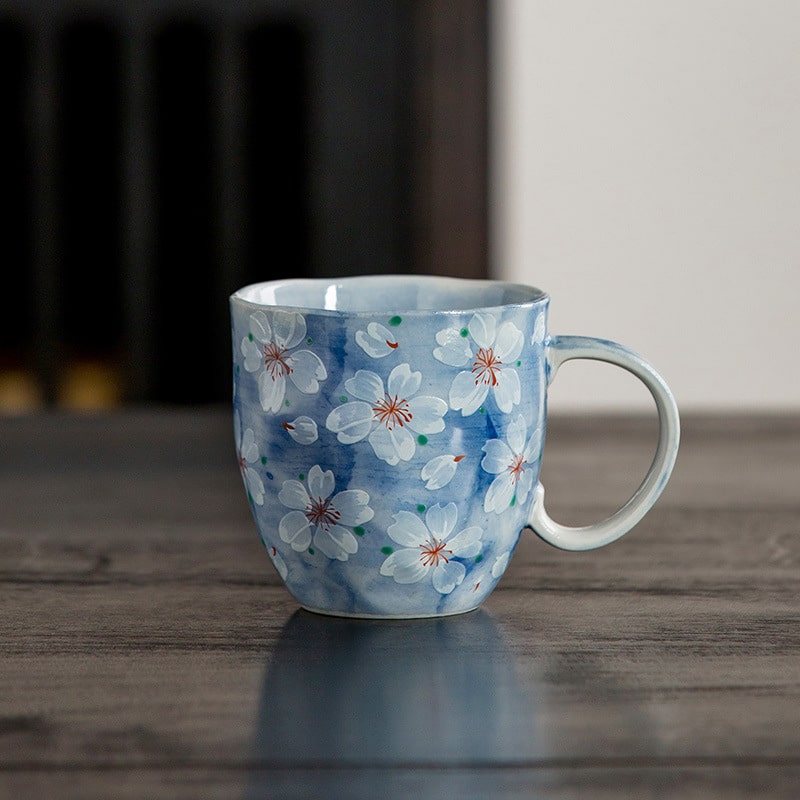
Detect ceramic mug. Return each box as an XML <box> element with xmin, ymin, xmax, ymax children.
<box><xmin>230</xmin><ymin>276</ymin><xmax>679</xmax><ymax>618</ymax></box>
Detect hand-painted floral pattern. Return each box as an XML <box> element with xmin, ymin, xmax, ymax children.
<box><xmin>325</xmin><ymin>363</ymin><xmax>447</xmax><ymax>466</ymax></box>
<box><xmin>355</xmin><ymin>322</ymin><xmax>399</xmax><ymax>358</ymax></box>
<box><xmin>532</xmin><ymin>312</ymin><xmax>545</xmax><ymax>346</ymax></box>
<box><xmin>491</xmin><ymin>551</ymin><xmax>510</xmax><ymax>579</ymax></box>
<box><xmin>481</xmin><ymin>415</ymin><xmax>541</xmax><ymax>514</ymax></box>
<box><xmin>282</xmin><ymin>415</ymin><xmax>318</xmax><ymax>444</ymax></box>
<box><xmin>433</xmin><ymin>312</ymin><xmax>524</xmax><ymax>415</ymax></box>
<box><xmin>241</xmin><ymin>310</ymin><xmax>327</xmax><ymax>413</ymax></box>
<box><xmin>278</xmin><ymin>465</ymin><xmax>374</xmax><ymax>561</ymax></box>
<box><xmin>235</xmin><ymin>419</ymin><xmax>265</xmax><ymax>506</ymax></box>
<box><xmin>420</xmin><ymin>453</ymin><xmax>466</xmax><ymax>491</ymax></box>
<box><xmin>380</xmin><ymin>503</ymin><xmax>482</xmax><ymax>594</ymax></box>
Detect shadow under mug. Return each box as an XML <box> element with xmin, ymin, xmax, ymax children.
<box><xmin>230</xmin><ymin>276</ymin><xmax>679</xmax><ymax>618</ymax></box>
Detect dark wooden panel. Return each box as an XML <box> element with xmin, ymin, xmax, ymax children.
<box><xmin>1</xmin><ymin>411</ymin><xmax>798</xmax><ymax>798</ymax></box>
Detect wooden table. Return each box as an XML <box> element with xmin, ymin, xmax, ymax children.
<box><xmin>2</xmin><ymin>410</ymin><xmax>798</xmax><ymax>798</ymax></box>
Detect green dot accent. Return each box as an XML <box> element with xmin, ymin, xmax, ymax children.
<box><xmin>299</xmin><ymin>473</ymin><xmax>305</xmax><ymax>481</ymax></box>
<box><xmin>475</xmin><ymin>554</ymin><xmax>483</xmax><ymax>563</ymax></box>
<box><xmin>416</xmin><ymin>504</ymin><xmax>426</xmax><ymax>514</ymax></box>
<box><xmin>460</xmin><ymin>328</ymin><xmax>469</xmax><ymax>338</ymax></box>
<box><xmin>510</xmin><ymin>495</ymin><xmax>516</xmax><ymax>507</ymax></box>
<box><xmin>479</xmin><ymin>406</ymin><xmax>486</xmax><ymax>414</ymax></box>
<box><xmin>516</xmin><ymin>360</ymin><xmax>522</xmax><ymax>367</ymax></box>
<box><xmin>308</xmin><ymin>547</ymin><xmax>315</xmax><ymax>555</ymax></box>
<box><xmin>389</xmin><ymin>315</ymin><xmax>402</xmax><ymax>327</ymax></box>
<box><xmin>248</xmin><ymin>333</ymin><xmax>254</xmax><ymax>341</ymax></box>
<box><xmin>354</xmin><ymin>526</ymin><xmax>365</xmax><ymax>536</ymax></box>
<box><xmin>285</xmin><ymin>399</ymin><xmax>290</xmax><ymax>407</ymax></box>
<box><xmin>339</xmin><ymin>395</ymin><xmax>348</xmax><ymax>403</ymax></box>
<box><xmin>236</xmin><ymin>365</ymin><xmax>240</xmax><ymax>374</ymax></box>
<box><xmin>417</xmin><ymin>434</ymin><xmax>428</xmax><ymax>446</ymax></box>
<box><xmin>381</xmin><ymin>546</ymin><xmax>394</xmax><ymax>555</ymax></box>
<box><xmin>306</xmin><ymin>337</ymin><xmax>313</xmax><ymax>344</ymax></box>
<box><xmin>261</xmin><ymin>456</ymin><xmax>267</xmax><ymax>465</ymax></box>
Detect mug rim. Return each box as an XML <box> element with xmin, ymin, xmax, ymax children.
<box><xmin>230</xmin><ymin>275</ymin><xmax>550</xmax><ymax>317</ymax></box>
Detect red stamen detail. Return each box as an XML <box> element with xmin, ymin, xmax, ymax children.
<box><xmin>508</xmin><ymin>454</ymin><xmax>526</xmax><ymax>485</ymax></box>
<box><xmin>371</xmin><ymin>393</ymin><xmax>413</xmax><ymax>430</ymax></box>
<box><xmin>419</xmin><ymin>538</ymin><xmax>453</xmax><ymax>568</ymax></box>
<box><xmin>386</xmin><ymin>339</ymin><xmax>399</xmax><ymax>349</ymax></box>
<box><xmin>304</xmin><ymin>496</ymin><xmax>341</xmax><ymax>532</ymax></box>
<box><xmin>453</xmin><ymin>454</ymin><xmax>466</xmax><ymax>463</ymax></box>
<box><xmin>472</xmin><ymin>347</ymin><xmax>503</xmax><ymax>386</ymax></box>
<box><xmin>262</xmin><ymin>341</ymin><xmax>293</xmax><ymax>381</ymax></box>
<box><xmin>282</xmin><ymin>421</ymin><xmax>296</xmax><ymax>431</ymax></box>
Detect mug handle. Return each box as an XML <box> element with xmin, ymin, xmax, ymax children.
<box><xmin>528</xmin><ymin>335</ymin><xmax>680</xmax><ymax>551</ymax></box>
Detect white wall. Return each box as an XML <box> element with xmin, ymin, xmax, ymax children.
<box><xmin>491</xmin><ymin>0</ymin><xmax>800</xmax><ymax>411</ymax></box>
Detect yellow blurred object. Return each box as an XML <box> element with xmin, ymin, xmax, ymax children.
<box><xmin>0</xmin><ymin>370</ymin><xmax>45</xmax><ymax>414</ymax></box>
<box><xmin>57</xmin><ymin>361</ymin><xmax>123</xmax><ymax>410</ymax></box>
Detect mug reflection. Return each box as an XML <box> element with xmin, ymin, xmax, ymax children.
<box><xmin>251</xmin><ymin>610</ymin><xmax>539</xmax><ymax>767</ymax></box>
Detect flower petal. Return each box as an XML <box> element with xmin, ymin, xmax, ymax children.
<box><xmin>447</xmin><ymin>525</ymin><xmax>483</xmax><ymax>557</ymax></box>
<box><xmin>279</xmin><ymin>510</ymin><xmax>312</xmax><ymax>551</ymax></box>
<box><xmin>433</xmin><ymin>328</ymin><xmax>472</xmax><ymax>366</ymax></box>
<box><xmin>241</xmin><ymin>428</ymin><xmax>259</xmax><ymax>463</ymax></box>
<box><xmin>331</xmin><ymin>490</ymin><xmax>374</xmax><ymax>527</ymax></box>
<box><xmin>244</xmin><ymin>466</ymin><xmax>265</xmax><ymax>505</ymax></box>
<box><xmin>468</xmin><ymin>313</ymin><xmax>496</xmax><ymax>350</ymax></box>
<box><xmin>484</xmin><ymin>474</ymin><xmax>515</xmax><ymax>514</ymax></box>
<box><xmin>492</xmin><ymin>368</ymin><xmax>521</xmax><ymax>414</ymax></box>
<box><xmin>241</xmin><ymin>337</ymin><xmax>263</xmax><ymax>373</ymax></box>
<box><xmin>380</xmin><ymin>548</ymin><xmax>428</xmax><ymax>584</ymax></box>
<box><xmin>387</xmin><ymin>510</ymin><xmax>430</xmax><ymax>547</ymax></box>
<box><xmin>425</xmin><ymin>503</ymin><xmax>458</xmax><ymax>539</ymax></box>
<box><xmin>313</xmin><ymin>525</ymin><xmax>358</xmax><ymax>561</ymax></box>
<box><xmin>279</xmin><ymin>479</ymin><xmax>310</xmax><ymax>510</ymax></box>
<box><xmin>271</xmin><ymin>310</ymin><xmax>306</xmax><ymax>349</ymax></box>
<box><xmin>494</xmin><ymin>321</ymin><xmax>524</xmax><ymax>362</ymax></box>
<box><xmin>325</xmin><ymin>402</ymin><xmax>374</xmax><ymax>444</ymax></box>
<box><xmin>355</xmin><ymin>323</ymin><xmax>397</xmax><ymax>358</ymax></box>
<box><xmin>387</xmin><ymin>363</ymin><xmax>421</xmax><ymax>399</ymax></box>
<box><xmin>284</xmin><ymin>416</ymin><xmax>318</xmax><ymax>445</ymax></box>
<box><xmin>368</xmin><ymin>424</ymin><xmax>415</xmax><ymax>465</ymax></box>
<box><xmin>288</xmin><ymin>349</ymin><xmax>327</xmax><ymax>394</ymax></box>
<box><xmin>516</xmin><ymin>470</ymin><xmax>535</xmax><ymax>506</ymax></box>
<box><xmin>481</xmin><ymin>439</ymin><xmax>514</xmax><ymax>475</ymax></box>
<box><xmin>345</xmin><ymin>370</ymin><xmax>384</xmax><ymax>403</ymax></box>
<box><xmin>249</xmin><ymin>311</ymin><xmax>272</xmax><ymax>344</ymax></box>
<box><xmin>421</xmin><ymin>454</ymin><xmax>460</xmax><ymax>491</ymax></box>
<box><xmin>258</xmin><ymin>372</ymin><xmax>287</xmax><ymax>413</ymax></box>
<box><xmin>532</xmin><ymin>313</ymin><xmax>546</xmax><ymax>345</ymax></box>
<box><xmin>449</xmin><ymin>370</ymin><xmax>489</xmax><ymax>416</ymax></box>
<box><xmin>523</xmin><ymin>428</ymin><xmax>543</xmax><ymax>463</ymax></box>
<box><xmin>492</xmin><ymin>551</ymin><xmax>511</xmax><ymax>579</ymax></box>
<box><xmin>270</xmin><ymin>548</ymin><xmax>288</xmax><ymax>580</ymax></box>
<box><xmin>432</xmin><ymin>560</ymin><xmax>465</xmax><ymax>594</ymax></box>
<box><xmin>406</xmin><ymin>396</ymin><xmax>447</xmax><ymax>434</ymax></box>
<box><xmin>307</xmin><ymin>464</ymin><xmax>335</xmax><ymax>500</ymax></box>
<box><xmin>506</xmin><ymin>415</ymin><xmax>527</xmax><ymax>454</ymax></box>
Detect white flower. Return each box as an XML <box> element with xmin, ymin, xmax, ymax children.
<box><xmin>491</xmin><ymin>551</ymin><xmax>511</xmax><ymax>579</ymax></box>
<box><xmin>481</xmin><ymin>415</ymin><xmax>541</xmax><ymax>514</ymax></box>
<box><xmin>420</xmin><ymin>453</ymin><xmax>466</xmax><ymax>491</ymax></box>
<box><xmin>355</xmin><ymin>322</ymin><xmax>399</xmax><ymax>358</ymax></box>
<box><xmin>278</xmin><ymin>465</ymin><xmax>374</xmax><ymax>561</ymax></box>
<box><xmin>380</xmin><ymin>503</ymin><xmax>482</xmax><ymax>594</ymax></box>
<box><xmin>325</xmin><ymin>363</ymin><xmax>447</xmax><ymax>466</ymax></box>
<box><xmin>235</xmin><ymin>419</ymin><xmax>265</xmax><ymax>506</ymax></box>
<box><xmin>282</xmin><ymin>415</ymin><xmax>318</xmax><ymax>444</ymax></box>
<box><xmin>241</xmin><ymin>310</ymin><xmax>327</xmax><ymax>413</ymax></box>
<box><xmin>433</xmin><ymin>312</ymin><xmax>524</xmax><ymax>416</ymax></box>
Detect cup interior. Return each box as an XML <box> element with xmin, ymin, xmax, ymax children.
<box><xmin>232</xmin><ymin>276</ymin><xmax>546</xmax><ymax>314</ymax></box>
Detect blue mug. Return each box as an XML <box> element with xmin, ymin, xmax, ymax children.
<box><xmin>231</xmin><ymin>276</ymin><xmax>679</xmax><ymax>618</ymax></box>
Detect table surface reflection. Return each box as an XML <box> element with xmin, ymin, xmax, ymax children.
<box><xmin>2</xmin><ymin>410</ymin><xmax>799</xmax><ymax>799</ymax></box>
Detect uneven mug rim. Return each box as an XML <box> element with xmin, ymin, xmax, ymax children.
<box><xmin>230</xmin><ymin>275</ymin><xmax>550</xmax><ymax>318</ymax></box>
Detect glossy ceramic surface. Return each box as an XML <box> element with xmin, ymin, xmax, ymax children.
<box><xmin>230</xmin><ymin>276</ymin><xmax>679</xmax><ymax>618</ymax></box>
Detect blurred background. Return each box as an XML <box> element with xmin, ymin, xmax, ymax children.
<box><xmin>1</xmin><ymin>0</ymin><xmax>797</xmax><ymax>414</ymax></box>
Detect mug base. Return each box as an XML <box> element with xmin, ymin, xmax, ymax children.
<box><xmin>300</xmin><ymin>604</ymin><xmax>482</xmax><ymax>621</ymax></box>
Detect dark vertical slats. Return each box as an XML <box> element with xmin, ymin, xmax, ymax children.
<box><xmin>59</xmin><ymin>18</ymin><xmax>123</xmax><ymax>358</ymax></box>
<box><xmin>28</xmin><ymin>22</ymin><xmax>60</xmax><ymax>404</ymax></box>
<box><xmin>0</xmin><ymin>19</ymin><xmax>33</xmax><ymax>361</ymax></box>
<box><xmin>121</xmin><ymin>22</ymin><xmax>156</xmax><ymax>402</ymax></box>
<box><xmin>153</xmin><ymin>20</ymin><xmax>215</xmax><ymax>403</ymax></box>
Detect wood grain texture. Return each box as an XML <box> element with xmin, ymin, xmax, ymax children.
<box><xmin>1</xmin><ymin>409</ymin><xmax>798</xmax><ymax>799</ymax></box>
